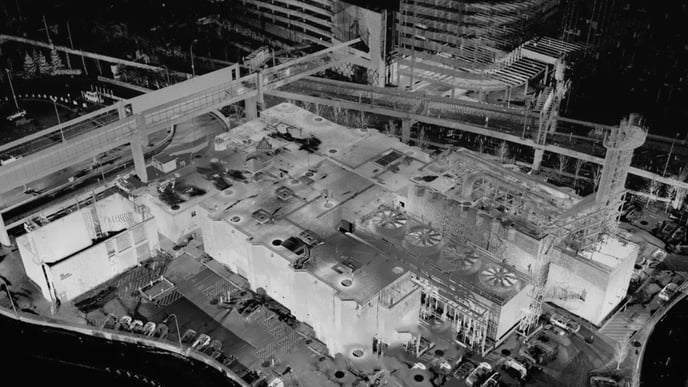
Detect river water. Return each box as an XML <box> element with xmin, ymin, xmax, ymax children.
<box><xmin>641</xmin><ymin>299</ymin><xmax>688</xmax><ymax>387</ymax></box>
<box><xmin>0</xmin><ymin>312</ymin><xmax>242</xmax><ymax>387</ymax></box>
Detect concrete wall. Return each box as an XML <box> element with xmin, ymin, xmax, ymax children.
<box><xmin>48</xmin><ymin>240</ymin><xmax>134</xmax><ymax>302</ymax></box>
<box><xmin>128</xmin><ymin>66</ymin><xmax>237</xmax><ymax>114</ymax></box>
<box><xmin>16</xmin><ymin>236</ymin><xmax>51</xmax><ymax>300</ymax></box>
<box><xmin>140</xmin><ymin>194</ymin><xmax>201</xmax><ymax>243</ymax></box>
<box><xmin>333</xmin><ymin>1</ymin><xmax>386</xmax><ymax>85</ymax></box>
<box><xmin>19</xmin><ymin>211</ymin><xmax>93</xmax><ymax>264</ymax></box>
<box><xmin>199</xmin><ymin>210</ymin><xmax>253</xmax><ymax>279</ymax></box>
<box><xmin>600</xmin><ymin>243</ymin><xmax>638</xmax><ymax>322</ymax></box>
<box><xmin>495</xmin><ymin>285</ymin><xmax>532</xmax><ymax>339</ymax></box>
<box><xmin>47</xmin><ymin>218</ymin><xmax>158</xmax><ymax>302</ymax></box>
<box><xmin>199</xmin><ymin>209</ymin><xmax>420</xmax><ymax>356</ymax></box>
<box><xmin>546</xmin><ymin>241</ymin><xmax>638</xmax><ymax>325</ymax></box>
<box><xmin>545</xmin><ymin>262</ymin><xmax>603</xmax><ymax>324</ymax></box>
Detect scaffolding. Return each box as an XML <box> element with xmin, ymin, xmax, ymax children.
<box><xmin>398</xmin><ymin>0</ymin><xmax>559</xmax><ymax>69</ymax></box>
<box><xmin>520</xmin><ymin>114</ymin><xmax>647</xmax><ymax>333</ymax></box>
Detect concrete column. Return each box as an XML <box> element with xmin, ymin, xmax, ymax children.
<box><xmin>401</xmin><ymin>119</ymin><xmax>413</xmax><ymax>144</ymax></box>
<box><xmin>256</xmin><ymin>72</ymin><xmax>264</xmax><ymax>107</ymax></box>
<box><xmin>532</xmin><ymin>148</ymin><xmax>545</xmax><ymax>172</ymax></box>
<box><xmin>245</xmin><ymin>96</ymin><xmax>258</xmax><ymax>120</ymax></box>
<box><xmin>131</xmin><ymin>115</ymin><xmax>148</xmax><ymax>183</ymax></box>
<box><xmin>117</xmin><ymin>102</ymin><xmax>127</xmax><ymax>120</ymax></box>
<box><xmin>0</xmin><ymin>212</ymin><xmax>11</xmax><ymax>247</ymax></box>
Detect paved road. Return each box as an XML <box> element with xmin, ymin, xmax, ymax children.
<box><xmin>1</xmin><ymin>112</ymin><xmax>226</xmax><ymax>232</ymax></box>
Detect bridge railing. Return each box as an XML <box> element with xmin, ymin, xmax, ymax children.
<box><xmin>143</xmin><ymin>75</ymin><xmax>258</xmax><ymax>130</ymax></box>
<box><xmin>0</xmin><ymin>108</ymin><xmax>121</xmax><ymax>161</ymax></box>
<box><xmin>282</xmin><ymin>78</ymin><xmax>540</xmax><ymax>137</ymax></box>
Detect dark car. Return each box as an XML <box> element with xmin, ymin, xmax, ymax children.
<box><xmin>453</xmin><ymin>361</ymin><xmax>476</xmax><ymax>379</ymax></box>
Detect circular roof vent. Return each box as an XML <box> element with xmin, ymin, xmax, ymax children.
<box><xmin>407</xmin><ymin>227</ymin><xmax>442</xmax><ymax>248</ymax></box>
<box><xmin>372</xmin><ymin>208</ymin><xmax>407</xmax><ymax>230</ymax></box>
<box><xmin>440</xmin><ymin>246</ymin><xmax>482</xmax><ymax>275</ymax></box>
<box><xmin>479</xmin><ymin>265</ymin><xmax>518</xmax><ymax>291</ymax></box>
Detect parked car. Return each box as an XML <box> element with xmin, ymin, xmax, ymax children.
<box><xmin>520</xmin><ymin>340</ymin><xmax>557</xmax><ymax>365</ymax></box>
<box><xmin>480</xmin><ymin>372</ymin><xmax>500</xmax><ymax>387</ymax></box>
<box><xmin>192</xmin><ymin>334</ymin><xmax>212</xmax><ymax>350</ymax></box>
<box><xmin>659</xmin><ymin>283</ymin><xmax>679</xmax><ymax>302</ymax></box>
<box><xmin>181</xmin><ymin>329</ymin><xmax>197</xmax><ymax>345</ymax></box>
<box><xmin>6</xmin><ymin>109</ymin><xmax>27</xmax><ymax>122</ymax></box>
<box><xmin>152</xmin><ymin>323</ymin><xmax>169</xmax><ymax>339</ymax></box>
<box><xmin>142</xmin><ymin>322</ymin><xmax>157</xmax><ymax>336</ymax></box>
<box><xmin>465</xmin><ymin>362</ymin><xmax>491</xmax><ymax>386</ymax></box>
<box><xmin>453</xmin><ymin>361</ymin><xmax>476</xmax><ymax>379</ymax></box>
<box><xmin>550</xmin><ymin>313</ymin><xmax>581</xmax><ymax>333</ymax></box>
<box><xmin>590</xmin><ymin>375</ymin><xmax>619</xmax><ymax>387</ymax></box>
<box><xmin>118</xmin><ymin>316</ymin><xmax>133</xmax><ymax>331</ymax></box>
<box><xmin>502</xmin><ymin>357</ymin><xmax>528</xmax><ymax>380</ymax></box>
<box><xmin>130</xmin><ymin>320</ymin><xmax>144</xmax><ymax>333</ymax></box>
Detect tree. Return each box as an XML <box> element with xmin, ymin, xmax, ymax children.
<box><xmin>36</xmin><ymin>51</ymin><xmax>50</xmax><ymax>75</ymax></box>
<box><xmin>478</xmin><ymin>136</ymin><xmax>485</xmax><ymax>153</ymax></box>
<box><xmin>592</xmin><ymin>165</ymin><xmax>602</xmax><ymax>191</ymax></box>
<box><xmin>49</xmin><ymin>45</ymin><xmax>64</xmax><ymax>72</ymax></box>
<box><xmin>573</xmin><ymin>158</ymin><xmax>585</xmax><ymax>190</ymax></box>
<box><xmin>644</xmin><ymin>178</ymin><xmax>662</xmax><ymax>205</ymax></box>
<box><xmin>556</xmin><ymin>154</ymin><xmax>569</xmax><ymax>181</ymax></box>
<box><xmin>496</xmin><ymin>141</ymin><xmax>509</xmax><ymax>163</ymax></box>
<box><xmin>22</xmin><ymin>52</ymin><xmax>37</xmax><ymax>78</ymax></box>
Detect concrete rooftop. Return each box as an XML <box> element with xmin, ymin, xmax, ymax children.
<box><xmin>142</xmin><ymin>103</ymin><xmax>588</xmax><ymax>306</ymax></box>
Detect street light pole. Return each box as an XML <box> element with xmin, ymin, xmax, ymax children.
<box><xmin>5</xmin><ymin>68</ymin><xmax>20</xmax><ymax>110</ymax></box>
<box><xmin>164</xmin><ymin>314</ymin><xmax>183</xmax><ymax>349</ymax></box>
<box><xmin>662</xmin><ymin>133</ymin><xmax>679</xmax><ymax>177</ymax></box>
<box><xmin>160</xmin><ymin>65</ymin><xmax>170</xmax><ymax>85</ymax></box>
<box><xmin>50</xmin><ymin>97</ymin><xmax>65</xmax><ymax>142</ymax></box>
<box><xmin>0</xmin><ymin>279</ymin><xmax>18</xmax><ymax>317</ymax></box>
<box><xmin>190</xmin><ymin>40</ymin><xmax>198</xmax><ymax>77</ymax></box>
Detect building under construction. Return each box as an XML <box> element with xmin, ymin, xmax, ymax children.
<box><xmin>128</xmin><ymin>103</ymin><xmax>644</xmax><ymax>357</ymax></box>
<box><xmin>398</xmin><ymin>0</ymin><xmax>559</xmax><ymax>65</ymax></box>
<box><xmin>227</xmin><ymin>0</ymin><xmax>395</xmax><ymax>85</ymax></box>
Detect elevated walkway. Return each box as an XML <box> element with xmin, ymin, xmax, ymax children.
<box><xmin>268</xmin><ymin>77</ymin><xmax>688</xmax><ymax>192</ymax></box>
<box><xmin>0</xmin><ymin>39</ymin><xmax>363</xmax><ymax>193</ymax></box>
<box><xmin>396</xmin><ymin>36</ymin><xmax>582</xmax><ymax>92</ymax></box>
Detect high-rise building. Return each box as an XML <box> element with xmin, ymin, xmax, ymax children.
<box><xmin>398</xmin><ymin>0</ymin><xmax>559</xmax><ymax>66</ymax></box>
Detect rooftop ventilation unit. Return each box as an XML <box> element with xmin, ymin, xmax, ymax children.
<box><xmin>251</xmin><ymin>209</ymin><xmax>271</xmax><ymax>224</ymax></box>
<box><xmin>375</xmin><ymin>150</ymin><xmax>403</xmax><ymax>167</ymax></box>
<box><xmin>406</xmin><ymin>227</ymin><xmax>442</xmax><ymax>248</ymax></box>
<box><xmin>333</xmin><ymin>257</ymin><xmax>360</xmax><ymax>275</ymax></box>
<box><xmin>439</xmin><ymin>246</ymin><xmax>482</xmax><ymax>275</ymax></box>
<box><xmin>372</xmin><ymin>208</ymin><xmax>407</xmax><ymax>230</ymax></box>
<box><xmin>284</xmin><ymin>236</ymin><xmax>312</xmax><ymax>271</ymax></box>
<box><xmin>478</xmin><ymin>265</ymin><xmax>518</xmax><ymax>294</ymax></box>
<box><xmin>371</xmin><ymin>207</ymin><xmax>408</xmax><ymax>238</ymax></box>
<box><xmin>275</xmin><ymin>186</ymin><xmax>295</xmax><ymax>201</ymax></box>
<box><xmin>298</xmin><ymin>229</ymin><xmax>321</xmax><ymax>247</ymax></box>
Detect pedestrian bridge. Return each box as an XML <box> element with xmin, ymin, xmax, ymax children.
<box><xmin>0</xmin><ymin>39</ymin><xmax>364</xmax><ymax>193</ymax></box>
<box><xmin>269</xmin><ymin>77</ymin><xmax>688</xmax><ymax>191</ymax></box>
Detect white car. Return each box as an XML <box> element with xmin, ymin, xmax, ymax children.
<box><xmin>659</xmin><ymin>283</ymin><xmax>679</xmax><ymax>302</ymax></box>
<box><xmin>550</xmin><ymin>314</ymin><xmax>581</xmax><ymax>333</ymax></box>
<box><xmin>6</xmin><ymin>109</ymin><xmax>27</xmax><ymax>122</ymax></box>
<box><xmin>466</xmin><ymin>362</ymin><xmax>492</xmax><ymax>386</ymax></box>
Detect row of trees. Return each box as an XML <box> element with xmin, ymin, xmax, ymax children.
<box><xmin>21</xmin><ymin>45</ymin><xmax>65</xmax><ymax>79</ymax></box>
